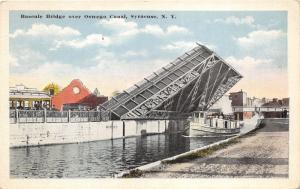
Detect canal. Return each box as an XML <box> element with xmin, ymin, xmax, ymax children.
<box><xmin>10</xmin><ymin>120</ymin><xmax>257</xmax><ymax>179</ymax></box>
<box><xmin>10</xmin><ymin>133</ymin><xmax>230</xmax><ymax>178</ymax></box>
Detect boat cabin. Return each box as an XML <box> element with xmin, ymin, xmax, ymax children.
<box><xmin>191</xmin><ymin>111</ymin><xmax>240</xmax><ymax>129</ymax></box>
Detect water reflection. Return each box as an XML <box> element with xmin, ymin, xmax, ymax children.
<box><xmin>10</xmin><ymin>133</ymin><xmax>228</xmax><ymax>178</ymax></box>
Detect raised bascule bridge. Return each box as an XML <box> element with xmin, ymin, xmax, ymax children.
<box><xmin>100</xmin><ymin>43</ymin><xmax>243</xmax><ymax>120</ymax></box>
<box><xmin>9</xmin><ymin>43</ymin><xmax>244</xmax><ymax>148</ymax></box>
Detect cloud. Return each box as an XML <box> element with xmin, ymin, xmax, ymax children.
<box><xmin>225</xmin><ymin>56</ymin><xmax>287</xmax><ymax>98</ymax></box>
<box><xmin>235</xmin><ymin>29</ymin><xmax>285</xmax><ymax>48</ymax></box>
<box><xmin>99</xmin><ymin>18</ymin><xmax>190</xmax><ymax>37</ymax></box>
<box><xmin>123</xmin><ymin>50</ymin><xmax>148</xmax><ymax>57</ymax></box>
<box><xmin>161</xmin><ymin>41</ymin><xmax>197</xmax><ymax>51</ymax></box>
<box><xmin>50</xmin><ymin>19</ymin><xmax>190</xmax><ymax>50</ymax></box>
<box><xmin>234</xmin><ymin>29</ymin><xmax>287</xmax><ymax>69</ymax></box>
<box><xmin>142</xmin><ymin>24</ymin><xmax>190</xmax><ymax>36</ymax></box>
<box><xmin>11</xmin><ymin>20</ymin><xmax>191</xmax><ymax>51</ymax></box>
<box><xmin>10</xmin><ymin>60</ymin><xmax>133</xmax><ymax>97</ymax></box>
<box><xmin>152</xmin><ymin>59</ymin><xmax>172</xmax><ymax>70</ymax></box>
<box><xmin>214</xmin><ymin>16</ymin><xmax>255</xmax><ymax>27</ymax></box>
<box><xmin>9</xmin><ymin>54</ymin><xmax>19</xmax><ymax>67</ymax></box>
<box><xmin>161</xmin><ymin>41</ymin><xmax>216</xmax><ymax>52</ymax></box>
<box><xmin>141</xmin><ymin>25</ymin><xmax>189</xmax><ymax>36</ymax></box>
<box><xmin>100</xmin><ymin>19</ymin><xmax>140</xmax><ymax>37</ymax></box>
<box><xmin>10</xmin><ymin>24</ymin><xmax>81</xmax><ymax>38</ymax></box>
<box><xmin>226</xmin><ymin>56</ymin><xmax>273</xmax><ymax>74</ymax></box>
<box><xmin>53</xmin><ymin>34</ymin><xmax>111</xmax><ymax>49</ymax></box>
<box><xmin>10</xmin><ymin>48</ymin><xmax>171</xmax><ymax>96</ymax></box>
<box><xmin>166</xmin><ymin>25</ymin><xmax>189</xmax><ymax>34</ymax></box>
<box><xmin>141</xmin><ymin>25</ymin><xmax>165</xmax><ymax>36</ymax></box>
<box><xmin>9</xmin><ymin>49</ymin><xmax>47</xmax><ymax>71</ymax></box>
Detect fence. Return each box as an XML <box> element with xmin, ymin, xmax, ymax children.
<box><xmin>9</xmin><ymin>109</ymin><xmax>111</xmax><ymax>124</ymax></box>
<box><xmin>136</xmin><ymin>110</ymin><xmax>192</xmax><ymax>120</ymax></box>
<box><xmin>232</xmin><ymin>106</ymin><xmax>289</xmax><ymax>112</ymax></box>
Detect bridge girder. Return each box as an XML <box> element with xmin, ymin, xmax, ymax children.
<box><xmin>100</xmin><ymin>44</ymin><xmax>243</xmax><ymax>120</ymax></box>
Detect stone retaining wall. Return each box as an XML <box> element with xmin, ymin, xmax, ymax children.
<box><xmin>10</xmin><ymin>119</ymin><xmax>187</xmax><ymax>148</ymax></box>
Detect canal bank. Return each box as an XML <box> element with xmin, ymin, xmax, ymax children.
<box><xmin>10</xmin><ymin>126</ymin><xmax>231</xmax><ymax>178</ymax></box>
<box><xmin>10</xmin><ymin>119</ymin><xmax>187</xmax><ymax>148</ymax></box>
<box><xmin>120</xmin><ymin>118</ymin><xmax>288</xmax><ymax>178</ymax></box>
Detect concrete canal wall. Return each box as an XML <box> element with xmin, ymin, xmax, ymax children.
<box><xmin>10</xmin><ymin>119</ymin><xmax>187</xmax><ymax>148</ymax></box>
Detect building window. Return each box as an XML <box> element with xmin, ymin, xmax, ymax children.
<box><xmin>73</xmin><ymin>87</ymin><xmax>80</xmax><ymax>94</ymax></box>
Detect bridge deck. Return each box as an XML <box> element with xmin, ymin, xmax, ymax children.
<box><xmin>101</xmin><ymin>43</ymin><xmax>242</xmax><ymax>120</ymax></box>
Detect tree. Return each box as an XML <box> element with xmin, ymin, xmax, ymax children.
<box><xmin>43</xmin><ymin>83</ymin><xmax>61</xmax><ymax>96</ymax></box>
<box><xmin>111</xmin><ymin>90</ymin><xmax>121</xmax><ymax>97</ymax></box>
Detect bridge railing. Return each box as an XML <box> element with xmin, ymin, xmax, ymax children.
<box><xmin>9</xmin><ymin>109</ymin><xmax>111</xmax><ymax>124</ymax></box>
<box><xmin>125</xmin><ymin>110</ymin><xmax>192</xmax><ymax>120</ymax></box>
<box><xmin>46</xmin><ymin>111</ymin><xmax>69</xmax><ymax>123</ymax></box>
<box><xmin>232</xmin><ymin>106</ymin><xmax>289</xmax><ymax>112</ymax></box>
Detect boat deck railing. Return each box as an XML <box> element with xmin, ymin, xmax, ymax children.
<box><xmin>191</xmin><ymin>116</ymin><xmax>240</xmax><ymax>129</ymax></box>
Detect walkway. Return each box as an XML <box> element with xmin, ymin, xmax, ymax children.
<box><xmin>142</xmin><ymin>119</ymin><xmax>289</xmax><ymax>178</ymax></box>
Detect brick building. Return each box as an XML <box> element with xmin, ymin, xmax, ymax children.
<box><xmin>229</xmin><ymin>90</ymin><xmax>247</xmax><ymax>106</ymax></box>
<box><xmin>229</xmin><ymin>90</ymin><xmax>254</xmax><ymax>120</ymax></box>
<box><xmin>51</xmin><ymin>79</ymin><xmax>108</xmax><ymax>110</ymax></box>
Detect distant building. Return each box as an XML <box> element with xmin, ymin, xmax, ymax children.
<box><xmin>9</xmin><ymin>84</ymin><xmax>51</xmax><ymax>109</ymax></box>
<box><xmin>246</xmin><ymin>97</ymin><xmax>253</xmax><ymax>107</ymax></box>
<box><xmin>229</xmin><ymin>90</ymin><xmax>257</xmax><ymax>120</ymax></box>
<box><xmin>261</xmin><ymin>97</ymin><xmax>289</xmax><ymax>118</ymax></box>
<box><xmin>262</xmin><ymin>98</ymin><xmax>288</xmax><ymax>107</ymax></box>
<box><xmin>228</xmin><ymin>89</ymin><xmax>289</xmax><ymax>120</ymax></box>
<box><xmin>245</xmin><ymin>97</ymin><xmax>263</xmax><ymax>107</ymax></box>
<box><xmin>282</xmin><ymin>98</ymin><xmax>289</xmax><ymax>106</ymax></box>
<box><xmin>51</xmin><ymin>79</ymin><xmax>108</xmax><ymax>110</ymax></box>
<box><xmin>229</xmin><ymin>90</ymin><xmax>247</xmax><ymax>106</ymax></box>
<box><xmin>261</xmin><ymin>97</ymin><xmax>272</xmax><ymax>104</ymax></box>
<box><xmin>251</xmin><ymin>97</ymin><xmax>263</xmax><ymax>107</ymax></box>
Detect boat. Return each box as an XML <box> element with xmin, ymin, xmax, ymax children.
<box><xmin>187</xmin><ymin>111</ymin><xmax>242</xmax><ymax>137</ymax></box>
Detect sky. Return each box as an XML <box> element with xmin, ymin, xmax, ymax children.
<box><xmin>9</xmin><ymin>11</ymin><xmax>287</xmax><ymax>98</ymax></box>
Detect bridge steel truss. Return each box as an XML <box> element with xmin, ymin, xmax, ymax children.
<box><xmin>100</xmin><ymin>43</ymin><xmax>242</xmax><ymax>120</ymax></box>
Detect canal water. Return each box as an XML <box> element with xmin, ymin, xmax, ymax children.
<box><xmin>10</xmin><ymin>133</ymin><xmax>230</xmax><ymax>178</ymax></box>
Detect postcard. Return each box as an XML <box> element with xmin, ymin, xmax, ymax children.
<box><xmin>0</xmin><ymin>1</ymin><xmax>300</xmax><ymax>189</ymax></box>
